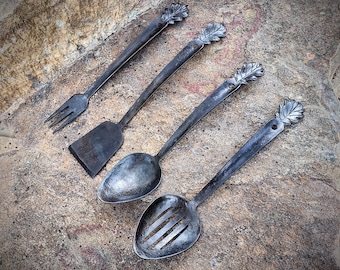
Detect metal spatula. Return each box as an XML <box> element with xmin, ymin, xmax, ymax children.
<box><xmin>69</xmin><ymin>23</ymin><xmax>226</xmax><ymax>177</ymax></box>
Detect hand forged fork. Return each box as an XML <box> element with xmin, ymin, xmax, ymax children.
<box><xmin>45</xmin><ymin>3</ymin><xmax>189</xmax><ymax>133</ymax></box>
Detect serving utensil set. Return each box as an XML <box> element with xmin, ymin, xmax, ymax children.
<box><xmin>44</xmin><ymin>3</ymin><xmax>304</xmax><ymax>259</ymax></box>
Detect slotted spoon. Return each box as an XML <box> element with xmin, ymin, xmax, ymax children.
<box><xmin>134</xmin><ymin>99</ymin><xmax>304</xmax><ymax>259</ymax></box>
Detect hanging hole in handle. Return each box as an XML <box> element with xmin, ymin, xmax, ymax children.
<box><xmin>271</xmin><ymin>124</ymin><xmax>278</xmax><ymax>130</ymax></box>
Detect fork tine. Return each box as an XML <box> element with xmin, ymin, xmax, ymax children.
<box><xmin>52</xmin><ymin>112</ymin><xmax>78</xmax><ymax>133</ymax></box>
<box><xmin>49</xmin><ymin>109</ymin><xmax>72</xmax><ymax>129</ymax></box>
<box><xmin>44</xmin><ymin>102</ymin><xmax>69</xmax><ymax>123</ymax></box>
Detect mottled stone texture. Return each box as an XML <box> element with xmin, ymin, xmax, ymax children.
<box><xmin>0</xmin><ymin>0</ymin><xmax>339</xmax><ymax>269</ymax></box>
<box><xmin>0</xmin><ymin>0</ymin><xmax>162</xmax><ymax>111</ymax></box>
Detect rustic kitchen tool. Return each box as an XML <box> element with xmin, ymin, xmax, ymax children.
<box><xmin>45</xmin><ymin>3</ymin><xmax>189</xmax><ymax>133</ymax></box>
<box><xmin>69</xmin><ymin>23</ymin><xmax>227</xmax><ymax>178</ymax></box>
<box><xmin>134</xmin><ymin>99</ymin><xmax>304</xmax><ymax>259</ymax></box>
<box><xmin>97</xmin><ymin>62</ymin><xmax>264</xmax><ymax>203</ymax></box>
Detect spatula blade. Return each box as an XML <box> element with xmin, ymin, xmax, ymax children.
<box><xmin>69</xmin><ymin>121</ymin><xmax>123</xmax><ymax>178</ymax></box>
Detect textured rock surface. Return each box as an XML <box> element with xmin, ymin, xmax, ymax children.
<box><xmin>0</xmin><ymin>0</ymin><xmax>339</xmax><ymax>269</ymax></box>
<box><xmin>0</xmin><ymin>0</ymin><xmax>162</xmax><ymax>111</ymax></box>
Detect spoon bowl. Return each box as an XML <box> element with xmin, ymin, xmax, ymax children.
<box><xmin>98</xmin><ymin>153</ymin><xmax>161</xmax><ymax>203</ymax></box>
<box><xmin>134</xmin><ymin>195</ymin><xmax>201</xmax><ymax>259</ymax></box>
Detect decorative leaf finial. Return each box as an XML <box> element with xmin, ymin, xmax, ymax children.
<box><xmin>197</xmin><ymin>23</ymin><xmax>226</xmax><ymax>45</ymax></box>
<box><xmin>226</xmin><ymin>62</ymin><xmax>264</xmax><ymax>87</ymax></box>
<box><xmin>276</xmin><ymin>99</ymin><xmax>304</xmax><ymax>125</ymax></box>
<box><xmin>161</xmin><ymin>3</ymin><xmax>189</xmax><ymax>24</ymax></box>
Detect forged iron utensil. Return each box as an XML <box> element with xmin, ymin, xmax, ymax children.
<box><xmin>97</xmin><ymin>62</ymin><xmax>264</xmax><ymax>202</ymax></box>
<box><xmin>134</xmin><ymin>99</ymin><xmax>304</xmax><ymax>259</ymax></box>
<box><xmin>69</xmin><ymin>23</ymin><xmax>226</xmax><ymax>178</ymax></box>
<box><xmin>45</xmin><ymin>3</ymin><xmax>189</xmax><ymax>133</ymax></box>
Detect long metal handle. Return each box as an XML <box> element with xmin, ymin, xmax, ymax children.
<box><xmin>191</xmin><ymin>99</ymin><xmax>304</xmax><ymax>207</ymax></box>
<box><xmin>84</xmin><ymin>3</ymin><xmax>189</xmax><ymax>99</ymax></box>
<box><xmin>156</xmin><ymin>62</ymin><xmax>264</xmax><ymax>159</ymax></box>
<box><xmin>118</xmin><ymin>23</ymin><xmax>227</xmax><ymax>127</ymax></box>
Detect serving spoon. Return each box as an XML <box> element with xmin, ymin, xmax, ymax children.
<box><xmin>133</xmin><ymin>99</ymin><xmax>304</xmax><ymax>259</ymax></box>
<box><xmin>97</xmin><ymin>62</ymin><xmax>264</xmax><ymax>203</ymax></box>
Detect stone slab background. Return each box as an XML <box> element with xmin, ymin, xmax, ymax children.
<box><xmin>0</xmin><ymin>0</ymin><xmax>340</xmax><ymax>269</ymax></box>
